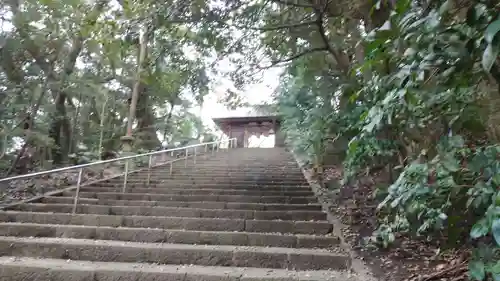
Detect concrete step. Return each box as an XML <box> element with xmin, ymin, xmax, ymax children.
<box><xmin>15</xmin><ymin>203</ymin><xmax>327</xmax><ymax>221</ymax></box>
<box><xmin>158</xmin><ymin>172</ymin><xmax>304</xmax><ymax>176</ymax></box>
<box><xmin>0</xmin><ymin>256</ymin><xmax>358</xmax><ymax>281</ymax></box>
<box><xmin>102</xmin><ymin>179</ymin><xmax>309</xmax><ymax>186</ymax></box>
<box><xmin>62</xmin><ymin>191</ymin><xmax>318</xmax><ymax>204</ymax></box>
<box><xmin>0</xmin><ymin>223</ymin><xmax>340</xmax><ymax>248</ymax></box>
<box><xmin>87</xmin><ymin>184</ymin><xmax>312</xmax><ymax>192</ymax></box>
<box><xmin>144</xmin><ymin>177</ymin><xmax>308</xmax><ymax>182</ymax></box>
<box><xmin>42</xmin><ymin>197</ymin><xmax>323</xmax><ymax>211</ymax></box>
<box><xmin>0</xmin><ymin>236</ymin><xmax>350</xmax><ymax>270</ymax></box>
<box><xmin>0</xmin><ymin>211</ymin><xmax>333</xmax><ymax>234</ymax></box>
<box><xmin>166</xmin><ymin>172</ymin><xmax>305</xmax><ymax>176</ymax></box>
<box><xmin>0</xmin><ymin>148</ymin><xmax>358</xmax><ymax>280</ymax></box>
<box><xmin>91</xmin><ymin>182</ymin><xmax>311</xmax><ymax>189</ymax></box>
<box><xmin>130</xmin><ymin>170</ymin><xmax>304</xmax><ymax>174</ymax></box>
<box><xmin>134</xmin><ymin>170</ymin><xmax>305</xmax><ymax>175</ymax></box>
<box><xmin>80</xmin><ymin>186</ymin><xmax>314</xmax><ymax>197</ymax></box>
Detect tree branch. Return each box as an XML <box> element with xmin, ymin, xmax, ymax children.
<box><xmin>228</xmin><ymin>19</ymin><xmax>318</xmax><ymax>31</ymax></box>
<box><xmin>311</xmin><ymin>0</ymin><xmax>350</xmax><ymax>74</ymax></box>
<box><xmin>269</xmin><ymin>0</ymin><xmax>316</xmax><ymax>8</ymax></box>
<box><xmin>261</xmin><ymin>46</ymin><xmax>329</xmax><ymax>68</ymax></box>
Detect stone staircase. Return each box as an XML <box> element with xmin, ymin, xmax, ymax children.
<box><xmin>0</xmin><ymin>148</ymin><xmax>359</xmax><ymax>280</ymax></box>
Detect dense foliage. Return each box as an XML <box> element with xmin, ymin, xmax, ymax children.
<box><xmin>206</xmin><ymin>0</ymin><xmax>500</xmax><ymax>280</ymax></box>
<box><xmin>220</xmin><ymin>0</ymin><xmax>500</xmax><ymax>279</ymax></box>
<box><xmin>0</xmin><ymin>0</ymin><xmax>224</xmax><ymax>175</ymax></box>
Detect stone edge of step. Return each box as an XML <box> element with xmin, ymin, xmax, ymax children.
<box><xmin>42</xmin><ymin>197</ymin><xmax>324</xmax><ymax>210</ymax></box>
<box><xmin>0</xmin><ymin>236</ymin><xmax>351</xmax><ymax>271</ymax></box>
<box><xmin>0</xmin><ymin>222</ymin><xmax>341</xmax><ymax>248</ymax></box>
<box><xmin>0</xmin><ymin>211</ymin><xmax>334</xmax><ymax>235</ymax></box>
<box><xmin>0</xmin><ymin>256</ymin><xmax>359</xmax><ymax>281</ymax></box>
<box><xmin>15</xmin><ymin>203</ymin><xmax>327</xmax><ymax>221</ymax></box>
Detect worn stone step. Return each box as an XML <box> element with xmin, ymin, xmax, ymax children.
<box><xmin>91</xmin><ymin>182</ymin><xmax>311</xmax><ymax>190</ymax></box>
<box><xmin>131</xmin><ymin>170</ymin><xmax>304</xmax><ymax>174</ymax></box>
<box><xmin>63</xmin><ymin>191</ymin><xmax>318</xmax><ymax>204</ymax></box>
<box><xmin>0</xmin><ymin>236</ymin><xmax>350</xmax><ymax>270</ymax></box>
<box><xmin>88</xmin><ymin>184</ymin><xmax>312</xmax><ymax>192</ymax></box>
<box><xmin>0</xmin><ymin>223</ymin><xmax>340</xmax><ymax>248</ymax></box>
<box><xmin>42</xmin><ymin>197</ymin><xmax>323</xmax><ymax>211</ymax></box>
<box><xmin>129</xmin><ymin>172</ymin><xmax>304</xmax><ymax>176</ymax></box>
<box><xmin>155</xmin><ymin>173</ymin><xmax>306</xmax><ymax>178</ymax></box>
<box><xmin>151</xmin><ymin>180</ymin><xmax>309</xmax><ymax>185</ymax></box>
<box><xmin>0</xmin><ymin>256</ymin><xmax>358</xmax><ymax>281</ymax></box>
<box><xmin>165</xmin><ymin>174</ymin><xmax>306</xmax><ymax>178</ymax></box>
<box><xmin>80</xmin><ymin>186</ymin><xmax>314</xmax><ymax>197</ymax></box>
<box><xmin>15</xmin><ymin>203</ymin><xmax>327</xmax><ymax>221</ymax></box>
<box><xmin>0</xmin><ymin>211</ymin><xmax>333</xmax><ymax>234</ymax></box>
<box><xmin>147</xmin><ymin>167</ymin><xmax>303</xmax><ymax>171</ymax></box>
<box><xmin>103</xmin><ymin>179</ymin><xmax>309</xmax><ymax>186</ymax></box>
<box><xmin>146</xmin><ymin>177</ymin><xmax>308</xmax><ymax>182</ymax></box>
<box><xmin>146</xmin><ymin>164</ymin><xmax>300</xmax><ymax>168</ymax></box>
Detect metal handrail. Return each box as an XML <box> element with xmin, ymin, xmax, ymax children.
<box><xmin>0</xmin><ymin>137</ymin><xmax>238</xmax><ymax>213</ymax></box>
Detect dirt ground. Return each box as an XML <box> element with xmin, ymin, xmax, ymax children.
<box><xmin>303</xmin><ymin>166</ymin><xmax>471</xmax><ymax>281</ymax></box>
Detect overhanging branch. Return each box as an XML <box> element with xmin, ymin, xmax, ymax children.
<box><xmin>232</xmin><ymin>20</ymin><xmax>318</xmax><ymax>31</ymax></box>
<box><xmin>261</xmin><ymin>46</ymin><xmax>329</xmax><ymax>69</ymax></box>
<box><xmin>269</xmin><ymin>0</ymin><xmax>316</xmax><ymax>8</ymax></box>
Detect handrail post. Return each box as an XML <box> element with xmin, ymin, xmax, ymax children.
<box><xmin>194</xmin><ymin>147</ymin><xmax>197</xmax><ymax>165</ymax></box>
<box><xmin>204</xmin><ymin>143</ymin><xmax>208</xmax><ymax>159</ymax></box>
<box><xmin>72</xmin><ymin>168</ymin><xmax>84</xmax><ymax>214</ymax></box>
<box><xmin>169</xmin><ymin>161</ymin><xmax>173</xmax><ymax>175</ymax></box>
<box><xmin>184</xmin><ymin>148</ymin><xmax>188</xmax><ymax>167</ymax></box>
<box><xmin>146</xmin><ymin>154</ymin><xmax>152</xmax><ymax>186</ymax></box>
<box><xmin>122</xmin><ymin>160</ymin><xmax>129</xmax><ymax>193</ymax></box>
<box><xmin>216</xmin><ymin>141</ymin><xmax>219</xmax><ymax>153</ymax></box>
<box><xmin>212</xmin><ymin>143</ymin><xmax>215</xmax><ymax>155</ymax></box>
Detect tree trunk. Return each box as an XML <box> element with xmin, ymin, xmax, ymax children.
<box><xmin>48</xmin><ymin>93</ymin><xmax>71</xmax><ymax>164</ymax></box>
<box><xmin>135</xmin><ymin>85</ymin><xmax>161</xmax><ymax>150</ymax></box>
<box><xmin>5</xmin><ymin>79</ymin><xmax>48</xmax><ymax>176</ymax></box>
<box><xmin>125</xmin><ymin>29</ymin><xmax>149</xmax><ymax>138</ymax></box>
<box><xmin>98</xmin><ymin>93</ymin><xmax>109</xmax><ymax>160</ymax></box>
<box><xmin>68</xmin><ymin>92</ymin><xmax>84</xmax><ymax>154</ymax></box>
<box><xmin>162</xmin><ymin>102</ymin><xmax>176</xmax><ymax>143</ymax></box>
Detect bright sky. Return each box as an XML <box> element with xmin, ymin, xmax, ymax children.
<box><xmin>196</xmin><ymin>67</ymin><xmax>282</xmax><ymax>130</ymax></box>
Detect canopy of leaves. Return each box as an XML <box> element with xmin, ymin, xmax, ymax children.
<box><xmin>0</xmin><ymin>0</ymin><xmax>231</xmax><ymax>174</ymax></box>
<box><xmin>207</xmin><ymin>0</ymin><xmax>500</xmax><ymax>278</ymax></box>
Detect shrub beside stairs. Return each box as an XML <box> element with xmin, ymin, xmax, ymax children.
<box><xmin>0</xmin><ymin>148</ymin><xmax>361</xmax><ymax>280</ymax></box>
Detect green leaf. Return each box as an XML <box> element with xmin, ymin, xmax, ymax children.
<box><xmin>469</xmin><ymin>261</ymin><xmax>486</xmax><ymax>281</ymax></box>
<box><xmin>482</xmin><ymin>43</ymin><xmax>500</xmax><ymax>72</ymax></box>
<box><xmin>442</xmin><ymin>155</ymin><xmax>460</xmax><ymax>172</ymax></box>
<box><xmin>348</xmin><ymin>139</ymin><xmax>359</xmax><ymax>155</ymax></box>
<box><xmin>470</xmin><ymin>219</ymin><xmax>489</xmax><ymax>239</ymax></box>
<box><xmin>485</xmin><ymin>17</ymin><xmax>500</xmax><ymax>44</ymax></box>
<box><xmin>438</xmin><ymin>0</ymin><xmax>451</xmax><ymax>15</ymax></box>
<box><xmin>488</xmin><ymin>261</ymin><xmax>500</xmax><ymax>281</ymax></box>
<box><xmin>449</xmin><ymin>135</ymin><xmax>465</xmax><ymax>147</ymax></box>
<box><xmin>492</xmin><ymin>218</ymin><xmax>500</xmax><ymax>246</ymax></box>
